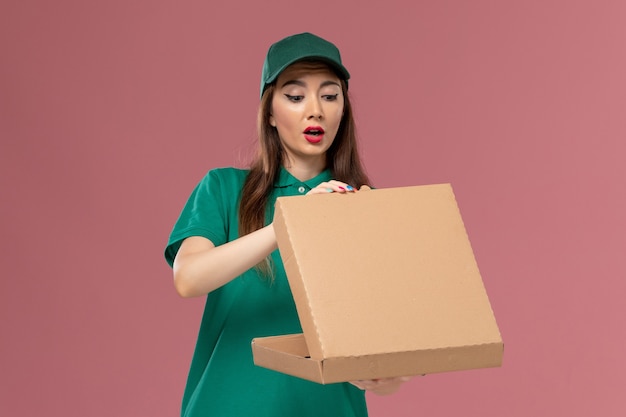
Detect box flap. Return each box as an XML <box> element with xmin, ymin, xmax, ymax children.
<box><xmin>252</xmin><ymin>334</ymin><xmax>325</xmax><ymax>382</ymax></box>
<box><xmin>272</xmin><ymin>184</ymin><xmax>502</xmax><ymax>361</ymax></box>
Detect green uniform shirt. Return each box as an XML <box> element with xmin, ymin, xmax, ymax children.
<box><xmin>165</xmin><ymin>167</ymin><xmax>368</xmax><ymax>417</ymax></box>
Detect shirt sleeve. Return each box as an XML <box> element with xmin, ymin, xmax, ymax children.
<box><xmin>164</xmin><ymin>169</ymin><xmax>234</xmax><ymax>267</ymax></box>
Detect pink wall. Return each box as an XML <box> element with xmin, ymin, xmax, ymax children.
<box><xmin>2</xmin><ymin>1</ymin><xmax>625</xmax><ymax>416</ymax></box>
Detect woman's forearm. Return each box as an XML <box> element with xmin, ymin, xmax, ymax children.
<box><xmin>172</xmin><ymin>224</ymin><xmax>277</xmax><ymax>297</ymax></box>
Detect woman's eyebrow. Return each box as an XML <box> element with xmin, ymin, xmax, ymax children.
<box><xmin>280</xmin><ymin>80</ymin><xmax>306</xmax><ymax>88</ymax></box>
<box><xmin>320</xmin><ymin>80</ymin><xmax>341</xmax><ymax>88</ymax></box>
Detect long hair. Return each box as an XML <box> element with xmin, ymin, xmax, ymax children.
<box><xmin>239</xmin><ymin>68</ymin><xmax>370</xmax><ymax>274</ymax></box>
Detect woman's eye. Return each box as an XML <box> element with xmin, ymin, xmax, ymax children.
<box><xmin>285</xmin><ymin>94</ymin><xmax>304</xmax><ymax>102</ymax></box>
<box><xmin>322</xmin><ymin>94</ymin><xmax>339</xmax><ymax>101</ymax></box>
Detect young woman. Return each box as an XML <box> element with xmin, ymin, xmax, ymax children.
<box><xmin>165</xmin><ymin>32</ymin><xmax>409</xmax><ymax>417</ymax></box>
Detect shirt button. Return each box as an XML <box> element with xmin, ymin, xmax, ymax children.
<box><xmin>298</xmin><ymin>186</ymin><xmax>306</xmax><ymax>194</ymax></box>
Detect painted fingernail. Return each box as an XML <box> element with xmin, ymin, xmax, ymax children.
<box><xmin>338</xmin><ymin>186</ymin><xmax>346</xmax><ymax>191</ymax></box>
<box><xmin>326</xmin><ymin>188</ymin><xmax>333</xmax><ymax>192</ymax></box>
<box><xmin>346</xmin><ymin>185</ymin><xmax>354</xmax><ymax>191</ymax></box>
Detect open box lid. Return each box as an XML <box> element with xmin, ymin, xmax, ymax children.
<box><xmin>271</xmin><ymin>184</ymin><xmax>502</xmax><ymax>363</ymax></box>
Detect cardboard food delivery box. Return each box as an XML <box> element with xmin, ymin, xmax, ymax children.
<box><xmin>251</xmin><ymin>183</ymin><xmax>503</xmax><ymax>384</ymax></box>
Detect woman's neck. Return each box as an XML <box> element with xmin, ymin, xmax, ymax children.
<box><xmin>282</xmin><ymin>156</ymin><xmax>326</xmax><ymax>182</ymax></box>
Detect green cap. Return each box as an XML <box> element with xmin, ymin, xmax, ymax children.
<box><xmin>260</xmin><ymin>32</ymin><xmax>350</xmax><ymax>98</ymax></box>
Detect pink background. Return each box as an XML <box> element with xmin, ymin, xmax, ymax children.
<box><xmin>2</xmin><ymin>1</ymin><xmax>625</xmax><ymax>416</ymax></box>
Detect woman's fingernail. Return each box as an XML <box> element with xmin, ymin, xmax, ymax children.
<box><xmin>346</xmin><ymin>185</ymin><xmax>354</xmax><ymax>191</ymax></box>
<box><xmin>338</xmin><ymin>186</ymin><xmax>346</xmax><ymax>191</ymax></box>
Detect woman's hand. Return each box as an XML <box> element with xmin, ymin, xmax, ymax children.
<box><xmin>306</xmin><ymin>180</ymin><xmax>356</xmax><ymax>195</ymax></box>
<box><xmin>349</xmin><ymin>376</ymin><xmax>413</xmax><ymax>396</ymax></box>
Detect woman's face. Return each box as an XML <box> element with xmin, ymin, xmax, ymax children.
<box><xmin>270</xmin><ymin>61</ymin><xmax>344</xmax><ymax>169</ymax></box>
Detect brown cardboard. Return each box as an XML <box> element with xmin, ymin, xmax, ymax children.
<box><xmin>252</xmin><ymin>184</ymin><xmax>503</xmax><ymax>384</ymax></box>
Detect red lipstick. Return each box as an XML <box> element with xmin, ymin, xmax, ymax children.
<box><xmin>303</xmin><ymin>126</ymin><xmax>325</xmax><ymax>144</ymax></box>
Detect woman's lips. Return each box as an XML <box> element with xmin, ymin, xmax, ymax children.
<box><xmin>304</xmin><ymin>134</ymin><xmax>323</xmax><ymax>143</ymax></box>
<box><xmin>304</xmin><ymin>126</ymin><xmax>324</xmax><ymax>144</ymax></box>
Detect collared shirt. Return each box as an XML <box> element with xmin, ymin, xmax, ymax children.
<box><xmin>165</xmin><ymin>167</ymin><xmax>367</xmax><ymax>417</ymax></box>
<box><xmin>273</xmin><ymin>164</ymin><xmax>333</xmax><ymax>195</ymax></box>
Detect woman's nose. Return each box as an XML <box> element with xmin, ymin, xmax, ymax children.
<box><xmin>306</xmin><ymin>98</ymin><xmax>323</xmax><ymax>120</ymax></box>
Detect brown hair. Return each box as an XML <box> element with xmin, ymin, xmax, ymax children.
<box><xmin>239</xmin><ymin>67</ymin><xmax>370</xmax><ymax>273</ymax></box>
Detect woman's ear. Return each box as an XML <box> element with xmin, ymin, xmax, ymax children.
<box><xmin>269</xmin><ymin>115</ymin><xmax>276</xmax><ymax>127</ymax></box>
